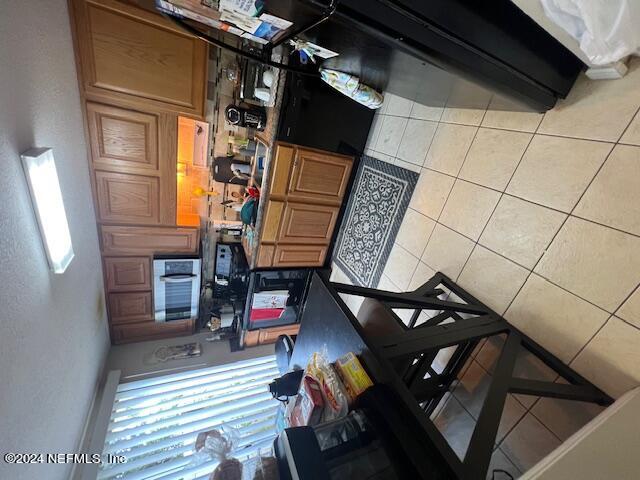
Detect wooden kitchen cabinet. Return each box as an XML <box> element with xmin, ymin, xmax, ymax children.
<box><xmin>272</xmin><ymin>245</ymin><xmax>328</xmax><ymax>268</ymax></box>
<box><xmin>109</xmin><ymin>291</ymin><xmax>153</xmax><ymax>324</ymax></box>
<box><xmin>87</xmin><ymin>102</ymin><xmax>177</xmax><ymax>225</ymax></box>
<box><xmin>71</xmin><ymin>0</ymin><xmax>207</xmax><ymax>118</ymax></box>
<box><xmin>86</xmin><ymin>102</ymin><xmax>160</xmax><ymax>173</ymax></box>
<box><xmin>252</xmin><ymin>143</ymin><xmax>354</xmax><ymax>268</ymax></box>
<box><xmin>101</xmin><ymin>225</ymin><xmax>199</xmax><ymax>256</ymax></box>
<box><xmin>277</xmin><ymin>202</ymin><xmax>339</xmax><ymax>244</ymax></box>
<box><xmin>104</xmin><ymin>256</ymin><xmax>152</xmax><ymax>292</ymax></box>
<box><xmin>288</xmin><ymin>147</ymin><xmax>353</xmax><ymax>204</ymax></box>
<box><xmin>244</xmin><ymin>324</ymin><xmax>300</xmax><ymax>347</ymax></box>
<box><xmin>95</xmin><ymin>171</ymin><xmax>162</xmax><ymax>224</ymax></box>
<box><xmin>70</xmin><ymin>0</ymin><xmax>204</xmax><ymax>344</ymax></box>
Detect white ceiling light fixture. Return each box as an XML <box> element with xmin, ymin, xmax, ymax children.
<box><xmin>21</xmin><ymin>148</ymin><xmax>74</xmax><ymax>273</ymax></box>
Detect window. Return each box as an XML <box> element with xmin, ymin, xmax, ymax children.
<box><xmin>98</xmin><ymin>355</ymin><xmax>280</xmax><ymax>480</ymax></box>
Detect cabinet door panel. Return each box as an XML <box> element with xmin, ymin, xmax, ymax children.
<box><xmin>111</xmin><ymin>319</ymin><xmax>193</xmax><ymax>344</ymax></box>
<box><xmin>101</xmin><ymin>226</ymin><xmax>199</xmax><ymax>255</ymax></box>
<box><xmin>261</xmin><ymin>201</ymin><xmax>284</xmax><ymax>243</ymax></box>
<box><xmin>87</xmin><ymin>102</ymin><xmax>158</xmax><ymax>172</ymax></box>
<box><xmin>257</xmin><ymin>245</ymin><xmax>275</xmax><ymax>268</ymax></box>
<box><xmin>273</xmin><ymin>245</ymin><xmax>327</xmax><ymax>267</ymax></box>
<box><xmin>278</xmin><ymin>203</ymin><xmax>339</xmax><ymax>244</ymax></box>
<box><xmin>109</xmin><ymin>292</ymin><xmax>153</xmax><ymax>324</ymax></box>
<box><xmin>270</xmin><ymin>145</ymin><xmax>294</xmax><ymax>196</ymax></box>
<box><xmin>104</xmin><ymin>257</ymin><xmax>151</xmax><ymax>292</ymax></box>
<box><xmin>289</xmin><ymin>148</ymin><xmax>353</xmax><ymax>204</ymax></box>
<box><xmin>95</xmin><ymin>171</ymin><xmax>160</xmax><ymax>224</ymax></box>
<box><xmin>73</xmin><ymin>0</ymin><xmax>207</xmax><ymax>117</ymax></box>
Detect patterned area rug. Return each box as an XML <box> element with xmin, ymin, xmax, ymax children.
<box><xmin>334</xmin><ymin>156</ymin><xmax>419</xmax><ymax>286</ymax></box>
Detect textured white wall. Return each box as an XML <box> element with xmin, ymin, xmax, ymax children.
<box><xmin>0</xmin><ymin>1</ymin><xmax>110</xmax><ymax>479</ymax></box>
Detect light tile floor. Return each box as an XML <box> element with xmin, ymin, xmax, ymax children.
<box><xmin>336</xmin><ymin>57</ymin><xmax>640</xmax><ymax>477</ymax></box>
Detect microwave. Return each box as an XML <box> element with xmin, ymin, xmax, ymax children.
<box><xmin>153</xmin><ymin>257</ymin><xmax>201</xmax><ymax>322</ymax></box>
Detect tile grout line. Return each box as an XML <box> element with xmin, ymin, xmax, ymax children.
<box><xmin>378</xmin><ymin>89</ymin><xmax>640</xmax><ymax>460</ymax></box>
<box><xmin>427</xmin><ymin>110</ymin><xmax>487</xmax><ymax>282</ymax></box>
<box><xmin>458</xmin><ymin>354</ymin><xmax>562</xmax><ymax>452</ymax></box>
<box><xmin>452</xmin><ymin>123</ymin><xmax>535</xmax><ymax>284</ymax></box>
<box><xmin>421</xmin><ymin>164</ymin><xmax>640</xmax><ymax>240</ymax></box>
<box><xmin>565</xmin><ymin>315</ymin><xmax>614</xmax><ymax>370</ymax></box>
<box><xmin>498</xmin><ymin>137</ymin><xmax>625</xmax><ymax>395</ymax></box>
<box><xmin>474</xmin><ymin>345</ymin><xmax>565</xmax><ymax>448</ymax></box>
<box><xmin>395</xmin><ymin>162</ymin><xmax>638</xmax><ymax>324</ymax></box>
<box><xmin>613</xmin><ymin>105</ymin><xmax>640</xmax><ymax>144</ymax></box>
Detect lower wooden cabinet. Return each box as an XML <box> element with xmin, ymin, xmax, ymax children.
<box><xmin>109</xmin><ymin>291</ymin><xmax>153</xmax><ymax>324</ymax></box>
<box><xmin>278</xmin><ymin>202</ymin><xmax>339</xmax><ymax>244</ymax></box>
<box><xmin>111</xmin><ymin>319</ymin><xmax>194</xmax><ymax>344</ymax></box>
<box><xmin>98</xmin><ymin>226</ymin><xmax>198</xmax><ymax>343</ymax></box>
<box><xmin>252</xmin><ymin>142</ymin><xmax>354</xmax><ymax>268</ymax></box>
<box><xmin>104</xmin><ymin>256</ymin><xmax>151</xmax><ymax>291</ymax></box>
<box><xmin>244</xmin><ymin>324</ymin><xmax>300</xmax><ymax>347</ymax></box>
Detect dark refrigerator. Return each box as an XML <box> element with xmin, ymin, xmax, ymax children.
<box><xmin>269</xmin><ymin>0</ymin><xmax>584</xmax><ymax>113</ymax></box>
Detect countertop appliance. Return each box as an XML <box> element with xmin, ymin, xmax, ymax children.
<box><xmin>275</xmin><ymin>408</ymin><xmax>417</xmax><ymax>479</ymax></box>
<box><xmin>153</xmin><ymin>257</ymin><xmax>201</xmax><ymax>322</ymax></box>
<box><xmin>268</xmin><ymin>0</ymin><xmax>585</xmax><ymax>112</ymax></box>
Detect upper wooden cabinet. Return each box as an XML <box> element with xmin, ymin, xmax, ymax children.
<box><xmin>289</xmin><ymin>148</ymin><xmax>353</xmax><ymax>204</ymax></box>
<box><xmin>87</xmin><ymin>102</ymin><xmax>177</xmax><ymax>225</ymax></box>
<box><xmin>87</xmin><ymin>102</ymin><xmax>159</xmax><ymax>173</ymax></box>
<box><xmin>71</xmin><ymin>0</ymin><xmax>207</xmax><ymax>118</ymax></box>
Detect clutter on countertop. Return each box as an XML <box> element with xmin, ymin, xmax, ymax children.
<box><xmin>287</xmin><ymin>375</ymin><xmax>325</xmax><ymax>427</ymax></box>
<box><xmin>225</xmin><ymin>105</ymin><xmax>267</xmax><ymax>130</ymax></box>
<box><xmin>156</xmin><ymin>0</ymin><xmax>293</xmax><ymax>46</ymax></box>
<box><xmin>277</xmin><ymin>348</ymin><xmax>374</xmax><ymax>429</ymax></box>
<box><xmin>334</xmin><ymin>352</ymin><xmax>374</xmax><ymax>405</ymax></box>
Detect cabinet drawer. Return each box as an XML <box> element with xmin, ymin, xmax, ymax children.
<box><xmin>104</xmin><ymin>257</ymin><xmax>151</xmax><ymax>292</ymax></box>
<box><xmin>289</xmin><ymin>148</ymin><xmax>353</xmax><ymax>204</ymax></box>
<box><xmin>273</xmin><ymin>245</ymin><xmax>327</xmax><ymax>267</ymax></box>
<box><xmin>108</xmin><ymin>292</ymin><xmax>153</xmax><ymax>324</ymax></box>
<box><xmin>101</xmin><ymin>225</ymin><xmax>199</xmax><ymax>255</ymax></box>
<box><xmin>111</xmin><ymin>319</ymin><xmax>193</xmax><ymax>344</ymax></box>
<box><xmin>258</xmin><ymin>324</ymin><xmax>300</xmax><ymax>345</ymax></box>
<box><xmin>278</xmin><ymin>203</ymin><xmax>339</xmax><ymax>244</ymax></box>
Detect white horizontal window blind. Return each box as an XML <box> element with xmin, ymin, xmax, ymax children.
<box><xmin>99</xmin><ymin>355</ymin><xmax>280</xmax><ymax>480</ymax></box>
